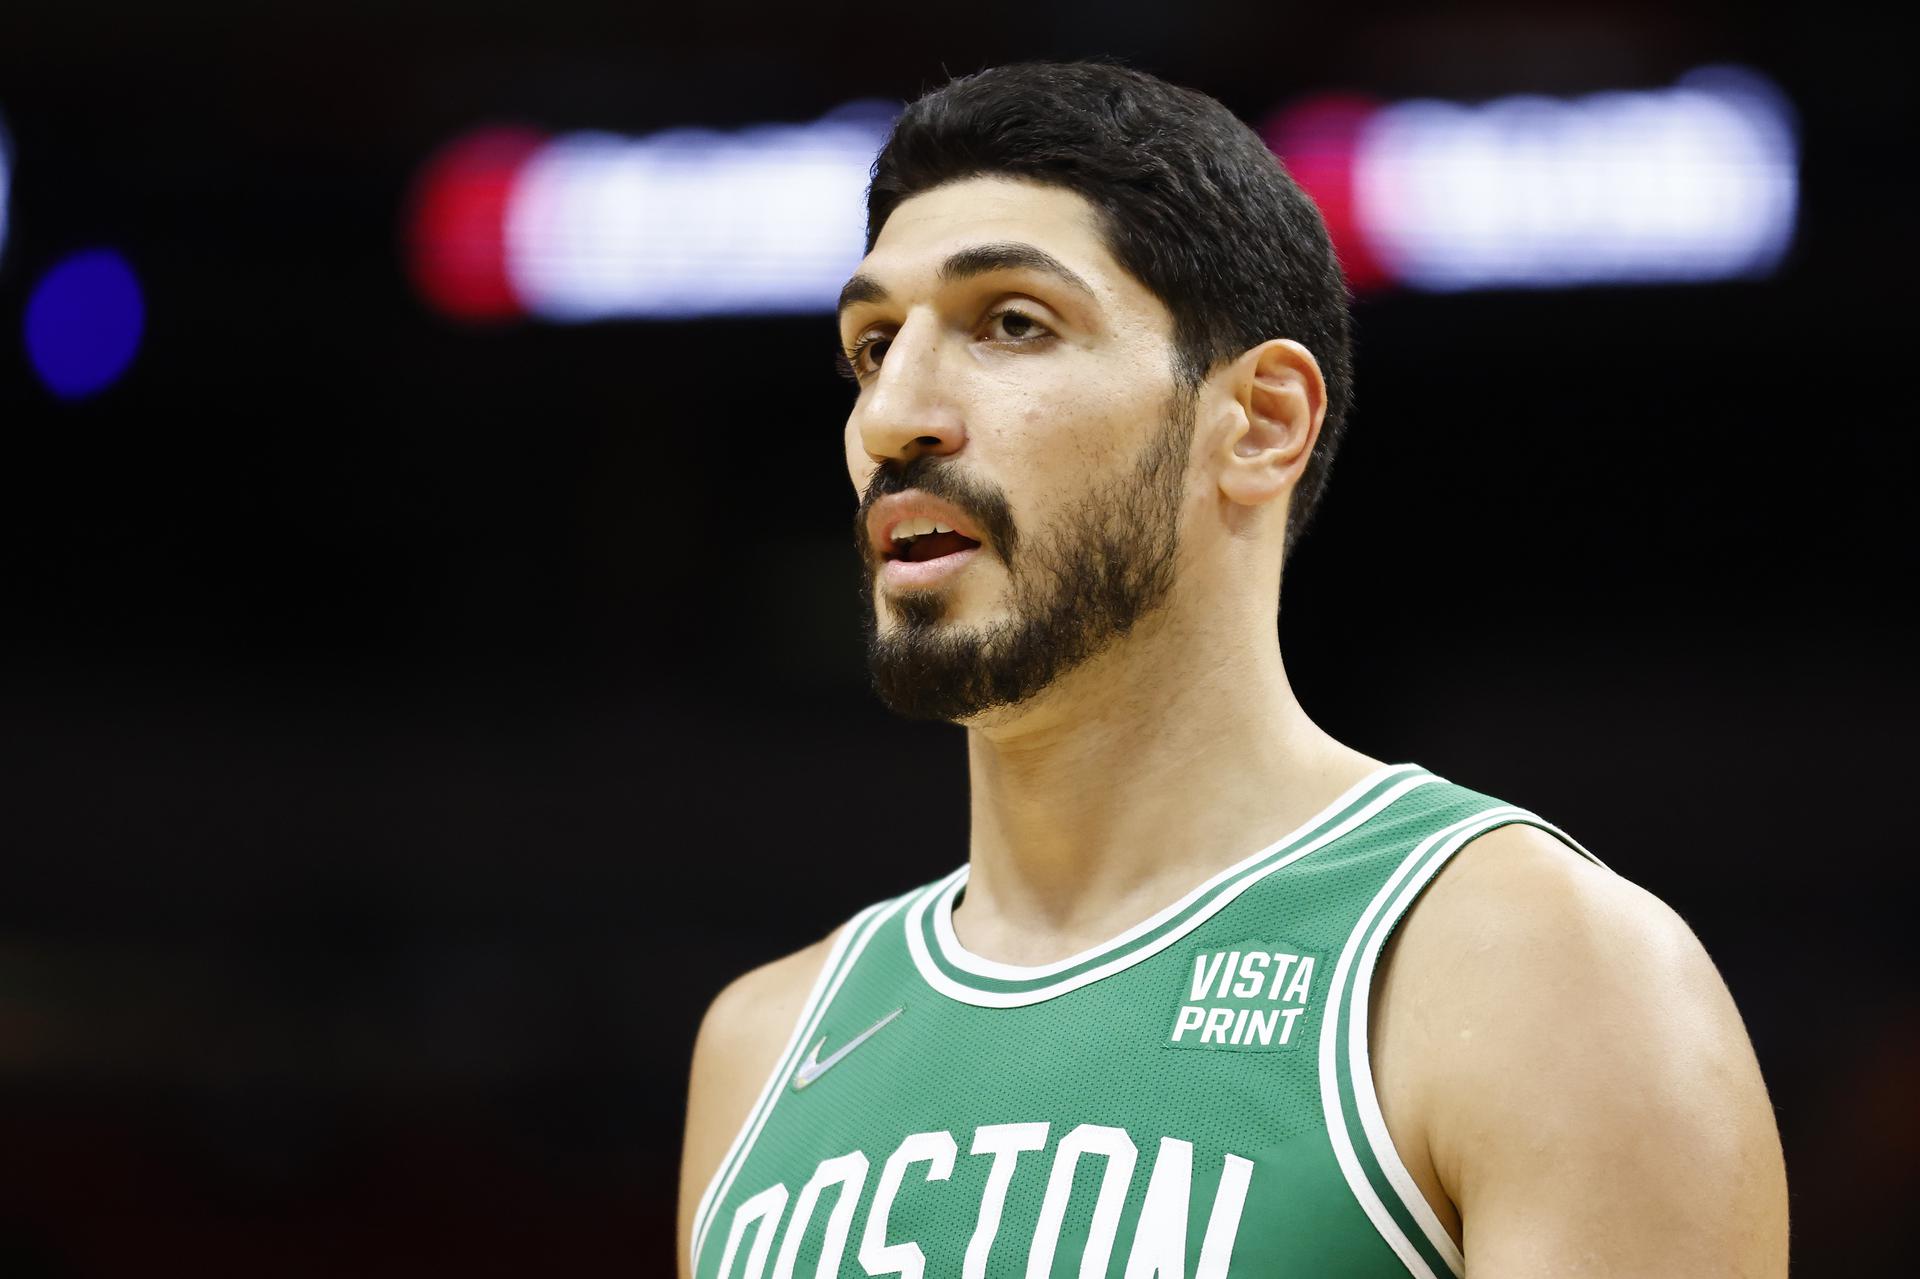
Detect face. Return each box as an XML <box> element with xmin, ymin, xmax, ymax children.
<box><xmin>838</xmin><ymin>177</ymin><xmax>1196</xmax><ymax>723</ymax></box>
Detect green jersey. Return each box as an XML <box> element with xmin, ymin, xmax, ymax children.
<box><xmin>690</xmin><ymin>763</ymin><xmax>1604</xmax><ymax>1278</ymax></box>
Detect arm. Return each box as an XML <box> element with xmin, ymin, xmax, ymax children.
<box><xmin>1371</xmin><ymin>823</ymin><xmax>1789</xmax><ymax>1277</ymax></box>
<box><xmin>677</xmin><ymin>935</ymin><xmax>836</xmax><ymax>1279</ymax></box>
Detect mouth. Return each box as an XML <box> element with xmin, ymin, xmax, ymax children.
<box><xmin>885</xmin><ymin>521</ymin><xmax>984</xmax><ymax>565</ymax></box>
<box><xmin>878</xmin><ymin>518</ymin><xmax>984</xmax><ymax>590</ymax></box>
<box><xmin>864</xmin><ymin>492</ymin><xmax>993</xmax><ymax>593</ymax></box>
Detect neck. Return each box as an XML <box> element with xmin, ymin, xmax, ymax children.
<box><xmin>954</xmin><ymin>602</ymin><xmax>1379</xmax><ymax>966</ymax></box>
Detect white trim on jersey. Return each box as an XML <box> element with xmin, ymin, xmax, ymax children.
<box><xmin>689</xmin><ymin>888</ymin><xmax>920</xmax><ymax>1273</ymax></box>
<box><xmin>908</xmin><ymin>765</ymin><xmax>1440</xmax><ymax>1008</ymax></box>
<box><xmin>1321</xmin><ymin>804</ymin><xmax>1609</xmax><ymax>1279</ymax></box>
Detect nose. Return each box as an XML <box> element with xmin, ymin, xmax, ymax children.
<box><xmin>852</xmin><ymin>312</ymin><xmax>967</xmax><ymax>466</ymax></box>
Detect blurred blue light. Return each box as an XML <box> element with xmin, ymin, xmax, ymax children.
<box><xmin>0</xmin><ymin>113</ymin><xmax>12</xmax><ymax>267</ymax></box>
<box><xmin>25</xmin><ymin>248</ymin><xmax>147</xmax><ymax>400</ymax></box>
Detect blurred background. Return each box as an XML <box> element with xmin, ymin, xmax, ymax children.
<box><xmin>1</xmin><ymin>1</ymin><xmax>1912</xmax><ymax>1273</ymax></box>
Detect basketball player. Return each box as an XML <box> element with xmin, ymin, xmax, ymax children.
<box><xmin>678</xmin><ymin>63</ymin><xmax>1788</xmax><ymax>1277</ymax></box>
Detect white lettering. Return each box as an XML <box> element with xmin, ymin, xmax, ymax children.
<box><xmin>1278</xmin><ymin>1006</ymin><xmax>1305</xmax><ymax>1044</ymax></box>
<box><xmin>1281</xmin><ymin>955</ymin><xmax>1315</xmax><ymax>1005</ymax></box>
<box><xmin>715</xmin><ymin>1183</ymin><xmax>788</xmax><ymax>1279</ymax></box>
<box><xmin>1028</xmin><ymin>1123</ymin><xmax>1139</xmax><ymax>1278</ymax></box>
<box><xmin>1123</xmin><ymin>1143</ymin><xmax>1256</xmax><ymax>1279</ymax></box>
<box><xmin>1265</xmin><ymin>953</ymin><xmax>1298</xmax><ymax>1000</ymax></box>
<box><xmin>1122</xmin><ymin>1137</ymin><xmax>1192</xmax><ymax>1278</ymax></box>
<box><xmin>1200</xmin><ymin>1007</ymin><xmax>1235</xmax><ymax>1044</ymax></box>
<box><xmin>1170</xmin><ymin>1006</ymin><xmax>1205</xmax><ymax>1042</ymax></box>
<box><xmin>1214</xmin><ymin>951</ymin><xmax>1242</xmax><ymax>999</ymax></box>
<box><xmin>1231</xmin><ymin>952</ymin><xmax>1269</xmax><ymax>998</ymax></box>
<box><xmin>770</xmin><ymin>1151</ymin><xmax>868</xmax><ymax>1279</ymax></box>
<box><xmin>1196</xmin><ymin>1155</ymin><xmax>1256</xmax><ymax>1278</ymax></box>
<box><xmin>1244</xmin><ymin>1008</ymin><xmax>1280</xmax><ymax>1046</ymax></box>
<box><xmin>858</xmin><ymin>1131</ymin><xmax>957</xmax><ymax>1278</ymax></box>
<box><xmin>1189</xmin><ymin>952</ymin><xmax>1226</xmax><ymax>1002</ymax></box>
<box><xmin>1230</xmin><ymin>1008</ymin><xmax>1252</xmax><ymax>1045</ymax></box>
<box><xmin>722</xmin><ymin>1125</ymin><xmax>1257</xmax><ymax>1279</ymax></box>
<box><xmin>963</xmin><ymin>1122</ymin><xmax>1050</xmax><ymax>1279</ymax></box>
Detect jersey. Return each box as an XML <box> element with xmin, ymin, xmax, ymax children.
<box><xmin>688</xmin><ymin>763</ymin><xmax>1606</xmax><ymax>1278</ymax></box>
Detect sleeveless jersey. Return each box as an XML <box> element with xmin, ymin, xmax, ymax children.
<box><xmin>689</xmin><ymin>763</ymin><xmax>1605</xmax><ymax>1278</ymax></box>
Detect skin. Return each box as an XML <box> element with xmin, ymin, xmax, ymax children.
<box><xmin>678</xmin><ymin>176</ymin><xmax>1789</xmax><ymax>1275</ymax></box>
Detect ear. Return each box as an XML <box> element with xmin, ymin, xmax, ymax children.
<box><xmin>1217</xmin><ymin>338</ymin><xmax>1327</xmax><ymax>511</ymax></box>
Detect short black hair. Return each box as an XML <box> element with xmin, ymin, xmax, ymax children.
<box><xmin>867</xmin><ymin>61</ymin><xmax>1354</xmax><ymax>558</ymax></box>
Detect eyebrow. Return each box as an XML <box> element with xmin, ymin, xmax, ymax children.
<box><xmin>836</xmin><ymin>240</ymin><xmax>1098</xmax><ymax>317</ymax></box>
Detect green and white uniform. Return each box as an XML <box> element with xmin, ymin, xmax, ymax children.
<box><xmin>691</xmin><ymin>763</ymin><xmax>1604</xmax><ymax>1278</ymax></box>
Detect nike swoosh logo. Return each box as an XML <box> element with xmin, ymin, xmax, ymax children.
<box><xmin>791</xmin><ymin>1007</ymin><xmax>904</xmax><ymax>1091</ymax></box>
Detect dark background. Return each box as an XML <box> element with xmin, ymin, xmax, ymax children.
<box><xmin>1</xmin><ymin>1</ymin><xmax>1912</xmax><ymax>1273</ymax></box>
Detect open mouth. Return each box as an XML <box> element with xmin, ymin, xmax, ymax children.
<box><xmin>886</xmin><ymin>520</ymin><xmax>983</xmax><ymax>564</ymax></box>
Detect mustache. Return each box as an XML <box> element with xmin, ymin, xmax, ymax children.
<box><xmin>854</xmin><ymin>455</ymin><xmax>1020</xmax><ymax>566</ymax></box>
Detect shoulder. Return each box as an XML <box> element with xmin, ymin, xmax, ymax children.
<box><xmin>1393</xmin><ymin>819</ymin><xmax>1690</xmax><ymax>983</ymax></box>
<box><xmin>695</xmin><ymin>935</ymin><xmax>841</xmax><ymax>1067</ymax></box>
<box><xmin>1375</xmin><ymin>821</ymin><xmax>1788</xmax><ymax>1274</ymax></box>
<box><xmin>676</xmin><ymin>931</ymin><xmax>840</xmax><ymax>1275</ymax></box>
<box><xmin>1382</xmin><ymin>820</ymin><xmax>1756</xmax><ymax>1112</ymax></box>
<box><xmin>1384</xmin><ymin>821</ymin><xmax>1722</xmax><ymax>1046</ymax></box>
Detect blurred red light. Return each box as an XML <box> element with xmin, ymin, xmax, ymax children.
<box><xmin>405</xmin><ymin>127</ymin><xmax>547</xmax><ymax>322</ymax></box>
<box><xmin>1263</xmin><ymin>96</ymin><xmax>1388</xmax><ymax>294</ymax></box>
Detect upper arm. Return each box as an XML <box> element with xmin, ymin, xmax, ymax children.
<box><xmin>676</xmin><ymin>933</ymin><xmax>837</xmax><ymax>1278</ymax></box>
<box><xmin>1383</xmin><ymin>824</ymin><xmax>1788</xmax><ymax>1278</ymax></box>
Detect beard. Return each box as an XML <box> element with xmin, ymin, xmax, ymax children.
<box><xmin>856</xmin><ymin>387</ymin><xmax>1196</xmax><ymax>723</ymax></box>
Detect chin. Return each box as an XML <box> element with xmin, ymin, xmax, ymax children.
<box><xmin>878</xmin><ymin>586</ymin><xmax>991</xmax><ymax>632</ymax></box>
<box><xmin>947</xmin><ymin>697</ymin><xmax>1038</xmax><ymax>733</ymax></box>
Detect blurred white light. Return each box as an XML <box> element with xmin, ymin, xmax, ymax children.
<box><xmin>505</xmin><ymin>103</ymin><xmax>895</xmax><ymax>321</ymax></box>
<box><xmin>1353</xmin><ymin>66</ymin><xmax>1798</xmax><ymax>291</ymax></box>
<box><xmin>427</xmin><ymin>68</ymin><xmax>1799</xmax><ymax>323</ymax></box>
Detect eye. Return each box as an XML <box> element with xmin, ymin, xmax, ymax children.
<box><xmin>986</xmin><ymin>308</ymin><xmax>1049</xmax><ymax>342</ymax></box>
<box><xmin>841</xmin><ymin>331</ymin><xmax>893</xmax><ymax>381</ymax></box>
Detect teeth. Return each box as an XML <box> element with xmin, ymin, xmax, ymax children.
<box><xmin>891</xmin><ymin>515</ymin><xmax>947</xmax><ymax>543</ymax></box>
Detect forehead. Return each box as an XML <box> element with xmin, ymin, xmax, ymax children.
<box><xmin>857</xmin><ymin>176</ymin><xmax>1159</xmax><ymax>318</ymax></box>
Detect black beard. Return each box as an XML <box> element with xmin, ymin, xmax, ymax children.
<box><xmin>856</xmin><ymin>389</ymin><xmax>1196</xmax><ymax>723</ymax></box>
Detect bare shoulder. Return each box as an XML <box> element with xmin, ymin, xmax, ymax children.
<box><xmin>1374</xmin><ymin>821</ymin><xmax>1789</xmax><ymax>1276</ymax></box>
<box><xmin>1384</xmin><ymin>823</ymin><xmax>1735</xmax><ymax>1066</ymax></box>
<box><xmin>1387</xmin><ymin>821</ymin><xmax>1696</xmax><ymax>996</ymax></box>
<box><xmin>691</xmin><ymin>935</ymin><xmax>839</xmax><ymax>1080</ymax></box>
<box><xmin>676</xmin><ymin>932</ymin><xmax>839</xmax><ymax>1276</ymax></box>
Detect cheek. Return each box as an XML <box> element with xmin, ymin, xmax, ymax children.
<box><xmin>1006</xmin><ymin>354</ymin><xmax>1162</xmax><ymax>480</ymax></box>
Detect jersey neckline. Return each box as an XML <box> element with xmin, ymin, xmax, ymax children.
<box><xmin>904</xmin><ymin>762</ymin><xmax>1440</xmax><ymax>1008</ymax></box>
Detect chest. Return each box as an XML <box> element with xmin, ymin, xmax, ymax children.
<box><xmin>690</xmin><ymin>773</ymin><xmax>1540</xmax><ymax>1278</ymax></box>
<box><xmin>698</xmin><ymin>937</ymin><xmax>1408</xmax><ymax>1278</ymax></box>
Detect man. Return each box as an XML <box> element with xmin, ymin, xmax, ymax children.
<box><xmin>678</xmin><ymin>62</ymin><xmax>1788</xmax><ymax>1277</ymax></box>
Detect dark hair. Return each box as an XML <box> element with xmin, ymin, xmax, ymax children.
<box><xmin>867</xmin><ymin>61</ymin><xmax>1354</xmax><ymax>558</ymax></box>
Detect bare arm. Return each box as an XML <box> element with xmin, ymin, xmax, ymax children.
<box><xmin>1372</xmin><ymin>824</ymin><xmax>1789</xmax><ymax>1277</ymax></box>
<box><xmin>677</xmin><ymin>935</ymin><xmax>836</xmax><ymax>1278</ymax></box>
